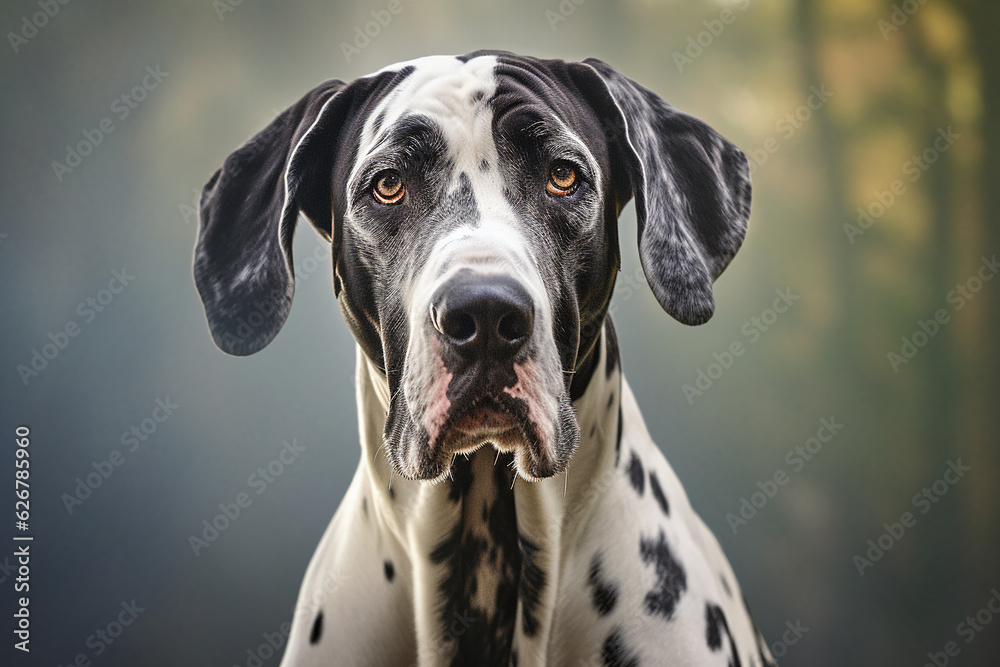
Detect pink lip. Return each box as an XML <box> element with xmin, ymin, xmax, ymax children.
<box><xmin>503</xmin><ymin>360</ymin><xmax>552</xmax><ymax>448</ymax></box>
<box><xmin>421</xmin><ymin>352</ymin><xmax>453</xmax><ymax>447</ymax></box>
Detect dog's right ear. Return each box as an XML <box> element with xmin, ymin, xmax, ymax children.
<box><xmin>194</xmin><ymin>78</ymin><xmax>358</xmax><ymax>356</ymax></box>
<box><xmin>570</xmin><ymin>59</ymin><xmax>751</xmax><ymax>326</ymax></box>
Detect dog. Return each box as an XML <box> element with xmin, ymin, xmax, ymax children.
<box><xmin>194</xmin><ymin>51</ymin><xmax>776</xmax><ymax>667</ymax></box>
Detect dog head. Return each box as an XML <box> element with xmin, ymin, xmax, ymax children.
<box><xmin>195</xmin><ymin>52</ymin><xmax>750</xmax><ymax>482</ymax></box>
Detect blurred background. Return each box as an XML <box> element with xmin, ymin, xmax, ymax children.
<box><xmin>2</xmin><ymin>0</ymin><xmax>998</xmax><ymax>665</ymax></box>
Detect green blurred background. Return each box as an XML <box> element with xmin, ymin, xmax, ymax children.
<box><xmin>2</xmin><ymin>0</ymin><xmax>998</xmax><ymax>665</ymax></box>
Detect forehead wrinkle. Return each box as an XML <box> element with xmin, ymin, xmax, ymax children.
<box><xmin>378</xmin><ymin>117</ymin><xmax>444</xmax><ymax>165</ymax></box>
<box><xmin>361</xmin><ymin>56</ymin><xmax>497</xmax><ymax>152</ymax></box>
<box><xmin>352</xmin><ymin>55</ymin><xmax>499</xmax><ymax>202</ymax></box>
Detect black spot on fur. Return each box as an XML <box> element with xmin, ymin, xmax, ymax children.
<box><xmin>362</xmin><ymin>496</ymin><xmax>368</xmax><ymax>517</ymax></box>
<box><xmin>589</xmin><ymin>424</ymin><xmax>597</xmax><ymax>438</ymax></box>
<box><xmin>707</xmin><ymin>602</ymin><xmax>742</xmax><ymax>667</ymax></box>
<box><xmin>448</xmin><ymin>456</ymin><xmax>475</xmax><ymax>503</ymax></box>
<box><xmin>472</xmin><ymin>90</ymin><xmax>486</xmax><ymax>103</ymax></box>
<box><xmin>627</xmin><ymin>452</ymin><xmax>644</xmax><ymax>495</ymax></box>
<box><xmin>480</xmin><ymin>158</ymin><xmax>490</xmax><ymax>171</ymax></box>
<box><xmin>639</xmin><ymin>530</ymin><xmax>687</xmax><ymax>619</ymax></box>
<box><xmin>648</xmin><ymin>471</ymin><xmax>669</xmax><ymax>516</ymax></box>
<box><xmin>511</xmin><ymin>650</ymin><xmax>519</xmax><ymax>666</ymax></box>
<box><xmin>720</xmin><ymin>574</ymin><xmax>732</xmax><ymax>597</ymax></box>
<box><xmin>309</xmin><ymin>611</ymin><xmax>323</xmax><ymax>644</ymax></box>
<box><xmin>518</xmin><ymin>534</ymin><xmax>546</xmax><ymax>637</ymax></box>
<box><xmin>602</xmin><ymin>628</ymin><xmax>639</xmax><ymax>667</ymax></box>
<box><xmin>388</xmin><ymin>485</ymin><xmax>396</xmax><ymax>501</ymax></box>
<box><xmin>587</xmin><ymin>554</ymin><xmax>620</xmax><ymax>616</ymax></box>
<box><xmin>431</xmin><ymin>452</ymin><xmax>522</xmax><ymax>666</ymax></box>
<box><xmin>706</xmin><ymin>603</ymin><xmax>724</xmax><ymax>650</ymax></box>
<box><xmin>607</xmin><ymin>391</ymin><xmax>615</xmax><ymax>410</ymax></box>
<box><xmin>615</xmin><ymin>404</ymin><xmax>623</xmax><ymax>464</ymax></box>
<box><xmin>384</xmin><ymin>559</ymin><xmax>395</xmax><ymax>582</ymax></box>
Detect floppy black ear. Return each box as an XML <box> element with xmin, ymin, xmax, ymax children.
<box><xmin>195</xmin><ymin>79</ymin><xmax>354</xmax><ymax>356</ymax></box>
<box><xmin>574</xmin><ymin>58</ymin><xmax>751</xmax><ymax>325</ymax></box>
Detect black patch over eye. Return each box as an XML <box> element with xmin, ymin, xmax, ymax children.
<box><xmin>373</xmin><ymin>169</ymin><xmax>405</xmax><ymax>204</ymax></box>
<box><xmin>546</xmin><ymin>161</ymin><xmax>578</xmax><ymax>196</ymax></box>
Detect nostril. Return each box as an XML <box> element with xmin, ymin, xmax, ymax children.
<box><xmin>430</xmin><ymin>274</ymin><xmax>534</xmax><ymax>357</ymax></box>
<box><xmin>497</xmin><ymin>312</ymin><xmax>529</xmax><ymax>343</ymax></box>
<box><xmin>442</xmin><ymin>311</ymin><xmax>477</xmax><ymax>342</ymax></box>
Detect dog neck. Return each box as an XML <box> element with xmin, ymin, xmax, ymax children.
<box><xmin>353</xmin><ymin>319</ymin><xmax>622</xmax><ymax>663</ymax></box>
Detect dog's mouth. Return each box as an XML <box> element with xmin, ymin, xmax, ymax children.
<box><xmin>387</xmin><ymin>352</ymin><xmax>579</xmax><ymax>482</ymax></box>
<box><xmin>426</xmin><ymin>373</ymin><xmax>552</xmax><ymax>480</ymax></box>
<box><xmin>436</xmin><ymin>393</ymin><xmax>536</xmax><ymax>459</ymax></box>
<box><xmin>451</xmin><ymin>400</ymin><xmax>521</xmax><ymax>438</ymax></box>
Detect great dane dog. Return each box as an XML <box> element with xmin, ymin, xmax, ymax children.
<box><xmin>194</xmin><ymin>51</ymin><xmax>776</xmax><ymax>667</ymax></box>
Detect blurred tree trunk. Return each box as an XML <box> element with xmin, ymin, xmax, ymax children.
<box><xmin>793</xmin><ymin>0</ymin><xmax>968</xmax><ymax>659</ymax></box>
<box><xmin>903</xmin><ymin>25</ymin><xmax>964</xmax><ymax>647</ymax></box>
<box><xmin>952</xmin><ymin>1</ymin><xmax>1000</xmax><ymax>662</ymax></box>
<box><xmin>790</xmin><ymin>2</ymin><xmax>862</xmax><ymax>663</ymax></box>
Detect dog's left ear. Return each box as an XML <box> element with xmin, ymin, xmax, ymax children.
<box><xmin>571</xmin><ymin>58</ymin><xmax>751</xmax><ymax>325</ymax></box>
<box><xmin>195</xmin><ymin>78</ymin><xmax>363</xmax><ymax>356</ymax></box>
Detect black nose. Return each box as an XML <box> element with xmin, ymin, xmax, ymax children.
<box><xmin>431</xmin><ymin>273</ymin><xmax>534</xmax><ymax>360</ymax></box>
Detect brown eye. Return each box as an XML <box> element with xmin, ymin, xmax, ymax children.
<box><xmin>373</xmin><ymin>170</ymin><xmax>405</xmax><ymax>204</ymax></box>
<box><xmin>546</xmin><ymin>162</ymin><xmax>577</xmax><ymax>196</ymax></box>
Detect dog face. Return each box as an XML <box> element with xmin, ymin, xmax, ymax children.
<box><xmin>194</xmin><ymin>52</ymin><xmax>751</xmax><ymax>482</ymax></box>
